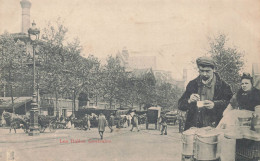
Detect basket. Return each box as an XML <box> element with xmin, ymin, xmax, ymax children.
<box><xmin>236</xmin><ymin>139</ymin><xmax>260</xmax><ymax>159</ymax></box>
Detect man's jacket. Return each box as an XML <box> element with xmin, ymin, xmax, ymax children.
<box><xmin>178</xmin><ymin>73</ymin><xmax>233</xmax><ymax>130</ymax></box>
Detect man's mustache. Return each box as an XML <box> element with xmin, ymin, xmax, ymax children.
<box><xmin>201</xmin><ymin>76</ymin><xmax>209</xmax><ymax>81</ymax></box>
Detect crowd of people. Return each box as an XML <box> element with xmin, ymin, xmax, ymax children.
<box><xmin>78</xmin><ymin>110</ymin><xmax>173</xmax><ymax>139</ymax></box>
<box><xmin>96</xmin><ymin>111</ymin><xmax>142</xmax><ymax>139</ymax></box>
<box><xmin>67</xmin><ymin>111</ymin><xmax>142</xmax><ymax>140</ymax></box>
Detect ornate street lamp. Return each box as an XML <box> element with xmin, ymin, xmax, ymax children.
<box><xmin>69</xmin><ymin>87</ymin><xmax>76</xmax><ymax>117</ymax></box>
<box><xmin>28</xmin><ymin>20</ymin><xmax>40</xmax><ymax>136</ymax></box>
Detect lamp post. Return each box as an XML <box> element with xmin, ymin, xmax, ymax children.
<box><xmin>28</xmin><ymin>21</ymin><xmax>40</xmax><ymax>136</ymax></box>
<box><xmin>69</xmin><ymin>87</ymin><xmax>75</xmax><ymax>117</ymax></box>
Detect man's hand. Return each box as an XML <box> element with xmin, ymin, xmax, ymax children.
<box><xmin>203</xmin><ymin>100</ymin><xmax>214</xmax><ymax>109</ymax></box>
<box><xmin>188</xmin><ymin>94</ymin><xmax>200</xmax><ymax>103</ymax></box>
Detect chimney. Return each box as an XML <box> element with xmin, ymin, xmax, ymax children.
<box><xmin>122</xmin><ymin>47</ymin><xmax>129</xmax><ymax>59</ymax></box>
<box><xmin>183</xmin><ymin>68</ymin><xmax>187</xmax><ymax>81</ymax></box>
<box><xmin>20</xmin><ymin>0</ymin><xmax>31</xmax><ymax>34</ymax></box>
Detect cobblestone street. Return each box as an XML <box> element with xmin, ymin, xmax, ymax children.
<box><xmin>0</xmin><ymin>125</ymin><xmax>182</xmax><ymax>161</ymax></box>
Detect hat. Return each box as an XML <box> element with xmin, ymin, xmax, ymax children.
<box><xmin>241</xmin><ymin>72</ymin><xmax>253</xmax><ymax>84</ymax></box>
<box><xmin>196</xmin><ymin>56</ymin><xmax>215</xmax><ymax>68</ymax></box>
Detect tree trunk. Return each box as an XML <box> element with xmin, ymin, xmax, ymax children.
<box><xmin>109</xmin><ymin>100</ymin><xmax>112</xmax><ymax>109</ymax></box>
<box><xmin>11</xmin><ymin>84</ymin><xmax>14</xmax><ymax>113</ymax></box>
<box><xmin>25</xmin><ymin>101</ymin><xmax>27</xmax><ymax>114</ymax></box>
<box><xmin>55</xmin><ymin>91</ymin><xmax>58</xmax><ymax>117</ymax></box>
<box><xmin>9</xmin><ymin>63</ymin><xmax>15</xmax><ymax>113</ymax></box>
<box><xmin>73</xmin><ymin>90</ymin><xmax>76</xmax><ymax>116</ymax></box>
<box><xmin>95</xmin><ymin>94</ymin><xmax>98</xmax><ymax>106</ymax></box>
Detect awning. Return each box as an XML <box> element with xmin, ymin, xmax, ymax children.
<box><xmin>148</xmin><ymin>107</ymin><xmax>161</xmax><ymax>111</ymax></box>
<box><xmin>0</xmin><ymin>97</ymin><xmax>32</xmax><ymax>110</ymax></box>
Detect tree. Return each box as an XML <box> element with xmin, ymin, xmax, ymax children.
<box><xmin>0</xmin><ymin>32</ymin><xmax>28</xmax><ymax>113</ymax></box>
<box><xmin>100</xmin><ymin>56</ymin><xmax>128</xmax><ymax>108</ymax></box>
<box><xmin>208</xmin><ymin>34</ymin><xmax>244</xmax><ymax>92</ymax></box>
<box><xmin>37</xmin><ymin>18</ymin><xmax>87</xmax><ymax>116</ymax></box>
<box><xmin>140</xmin><ymin>69</ymin><xmax>156</xmax><ymax>109</ymax></box>
<box><xmin>39</xmin><ymin>18</ymin><xmax>69</xmax><ymax>94</ymax></box>
<box><xmin>128</xmin><ymin>69</ymin><xmax>157</xmax><ymax>110</ymax></box>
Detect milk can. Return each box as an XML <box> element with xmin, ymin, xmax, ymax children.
<box><xmin>252</xmin><ymin>105</ymin><xmax>260</xmax><ymax>132</ymax></box>
<box><xmin>220</xmin><ymin>134</ymin><xmax>236</xmax><ymax>161</ymax></box>
<box><xmin>182</xmin><ymin>128</ymin><xmax>197</xmax><ymax>156</ymax></box>
<box><xmin>194</xmin><ymin>131</ymin><xmax>219</xmax><ymax>161</ymax></box>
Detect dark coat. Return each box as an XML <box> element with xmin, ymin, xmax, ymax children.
<box><xmin>131</xmin><ymin>115</ymin><xmax>138</xmax><ymax>126</ymax></box>
<box><xmin>233</xmin><ymin>87</ymin><xmax>260</xmax><ymax>111</ymax></box>
<box><xmin>160</xmin><ymin>115</ymin><xmax>167</xmax><ymax>126</ymax></box>
<box><xmin>98</xmin><ymin>115</ymin><xmax>107</xmax><ymax>132</ymax></box>
<box><xmin>178</xmin><ymin>73</ymin><xmax>233</xmax><ymax>130</ymax></box>
<box><xmin>108</xmin><ymin>115</ymin><xmax>115</xmax><ymax>126</ymax></box>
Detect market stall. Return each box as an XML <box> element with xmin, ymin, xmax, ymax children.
<box><xmin>181</xmin><ymin>106</ymin><xmax>260</xmax><ymax>161</ymax></box>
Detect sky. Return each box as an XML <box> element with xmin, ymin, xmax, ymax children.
<box><xmin>0</xmin><ymin>0</ymin><xmax>260</xmax><ymax>80</ymax></box>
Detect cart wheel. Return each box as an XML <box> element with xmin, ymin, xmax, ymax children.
<box><xmin>49</xmin><ymin>123</ymin><xmax>56</xmax><ymax>132</ymax></box>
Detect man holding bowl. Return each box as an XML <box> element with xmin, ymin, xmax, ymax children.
<box><xmin>178</xmin><ymin>56</ymin><xmax>233</xmax><ymax>130</ymax></box>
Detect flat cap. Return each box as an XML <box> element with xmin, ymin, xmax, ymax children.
<box><xmin>196</xmin><ymin>56</ymin><xmax>215</xmax><ymax>68</ymax></box>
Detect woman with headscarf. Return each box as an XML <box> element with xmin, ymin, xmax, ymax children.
<box><xmin>217</xmin><ymin>73</ymin><xmax>260</xmax><ymax>128</ymax></box>
<box><xmin>223</xmin><ymin>73</ymin><xmax>260</xmax><ymax>114</ymax></box>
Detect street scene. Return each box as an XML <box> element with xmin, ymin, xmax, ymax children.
<box><xmin>0</xmin><ymin>125</ymin><xmax>182</xmax><ymax>161</ymax></box>
<box><xmin>1</xmin><ymin>0</ymin><xmax>260</xmax><ymax>161</ymax></box>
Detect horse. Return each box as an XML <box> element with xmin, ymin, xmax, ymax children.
<box><xmin>2</xmin><ymin>111</ymin><xmax>29</xmax><ymax>133</ymax></box>
<box><xmin>38</xmin><ymin>115</ymin><xmax>57</xmax><ymax>132</ymax></box>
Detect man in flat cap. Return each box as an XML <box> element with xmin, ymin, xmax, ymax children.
<box><xmin>178</xmin><ymin>56</ymin><xmax>233</xmax><ymax>130</ymax></box>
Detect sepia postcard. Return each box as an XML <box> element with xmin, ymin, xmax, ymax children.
<box><xmin>0</xmin><ymin>0</ymin><xmax>260</xmax><ymax>161</ymax></box>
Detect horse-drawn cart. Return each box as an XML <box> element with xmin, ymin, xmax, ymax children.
<box><xmin>146</xmin><ymin>107</ymin><xmax>161</xmax><ymax>130</ymax></box>
<box><xmin>2</xmin><ymin>111</ymin><xmax>29</xmax><ymax>133</ymax></box>
<box><xmin>2</xmin><ymin>111</ymin><xmax>59</xmax><ymax>133</ymax></box>
<box><xmin>38</xmin><ymin>115</ymin><xmax>57</xmax><ymax>133</ymax></box>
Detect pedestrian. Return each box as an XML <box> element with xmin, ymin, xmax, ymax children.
<box><xmin>159</xmin><ymin>114</ymin><xmax>167</xmax><ymax>135</ymax></box>
<box><xmin>1</xmin><ymin>111</ymin><xmax>6</xmax><ymax>127</ymax></box>
<box><xmin>178</xmin><ymin>56</ymin><xmax>233</xmax><ymax>131</ymax></box>
<box><xmin>83</xmin><ymin>114</ymin><xmax>91</xmax><ymax>130</ymax></box>
<box><xmin>98</xmin><ymin>113</ymin><xmax>107</xmax><ymax>139</ymax></box>
<box><xmin>108</xmin><ymin>113</ymin><xmax>115</xmax><ymax>132</ymax></box>
<box><xmin>66</xmin><ymin>119</ymin><xmax>72</xmax><ymax>129</ymax></box>
<box><xmin>60</xmin><ymin>115</ymin><xmax>64</xmax><ymax>122</ymax></box>
<box><xmin>122</xmin><ymin>115</ymin><xmax>128</xmax><ymax>128</ymax></box>
<box><xmin>130</xmin><ymin>113</ymin><xmax>140</xmax><ymax>132</ymax></box>
<box><xmin>126</xmin><ymin>114</ymin><xmax>131</xmax><ymax>127</ymax></box>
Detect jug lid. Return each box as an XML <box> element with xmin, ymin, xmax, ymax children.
<box><xmin>183</xmin><ymin>127</ymin><xmax>198</xmax><ymax>135</ymax></box>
